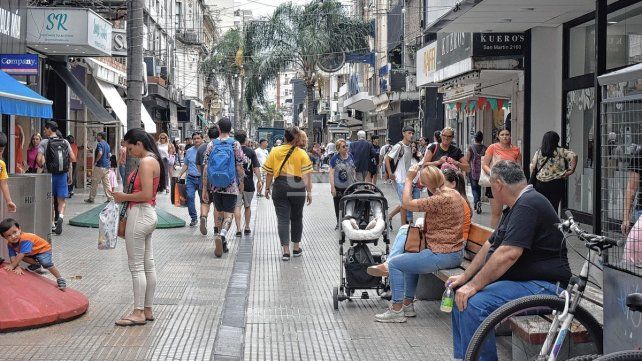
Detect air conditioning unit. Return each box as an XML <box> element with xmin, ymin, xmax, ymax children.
<box><xmin>184</xmin><ymin>30</ymin><xmax>199</xmax><ymax>44</ymax></box>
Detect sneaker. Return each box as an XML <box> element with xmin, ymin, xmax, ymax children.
<box><xmin>475</xmin><ymin>202</ymin><xmax>482</xmax><ymax>214</ymax></box>
<box><xmin>235</xmin><ymin>231</ymin><xmax>242</xmax><ymax>237</ymax></box>
<box><xmin>403</xmin><ymin>303</ymin><xmax>417</xmax><ymax>317</ymax></box>
<box><xmin>200</xmin><ymin>216</ymin><xmax>207</xmax><ymax>235</ymax></box>
<box><xmin>54</xmin><ymin>218</ymin><xmax>63</xmax><ymax>235</ymax></box>
<box><xmin>367</xmin><ymin>263</ymin><xmax>389</xmax><ymax>277</ymax></box>
<box><xmin>84</xmin><ymin>199</ymin><xmax>94</xmax><ymax>203</ymax></box>
<box><xmin>223</xmin><ymin>240</ymin><xmax>229</xmax><ymax>253</ymax></box>
<box><xmin>214</xmin><ymin>235</ymin><xmax>223</xmax><ymax>258</ymax></box>
<box><xmin>244</xmin><ymin>229</ymin><xmax>251</xmax><ymax>235</ymax></box>
<box><xmin>282</xmin><ymin>253</ymin><xmax>291</xmax><ymax>261</ymax></box>
<box><xmin>214</xmin><ymin>226</ymin><xmax>219</xmax><ymax>234</ymax></box>
<box><xmin>374</xmin><ymin>307</ymin><xmax>407</xmax><ymax>323</ymax></box>
<box><xmin>57</xmin><ymin>278</ymin><xmax>67</xmax><ymax>290</ymax></box>
<box><xmin>189</xmin><ymin>219</ymin><xmax>198</xmax><ymax>227</ymax></box>
<box><xmin>27</xmin><ymin>264</ymin><xmax>43</xmax><ymax>273</ymax></box>
<box><xmin>293</xmin><ymin>248</ymin><xmax>303</xmax><ymax>257</ymax></box>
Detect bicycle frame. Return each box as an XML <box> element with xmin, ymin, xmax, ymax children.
<box><xmin>537</xmin><ymin>250</ymin><xmax>597</xmax><ymax>361</ymax></box>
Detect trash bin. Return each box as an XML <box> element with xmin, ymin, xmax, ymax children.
<box><xmin>0</xmin><ymin>175</ymin><xmax>36</xmax><ymax>261</ymax></box>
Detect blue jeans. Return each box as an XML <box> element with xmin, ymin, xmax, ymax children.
<box><xmin>185</xmin><ymin>175</ymin><xmax>202</xmax><ymax>221</ymax></box>
<box><xmin>389</xmin><ymin>225</ymin><xmax>410</xmax><ymax>259</ymax></box>
<box><xmin>395</xmin><ymin>182</ymin><xmax>421</xmax><ymax>222</ymax></box>
<box><xmin>469</xmin><ymin>175</ymin><xmax>481</xmax><ymax>205</ymax></box>
<box><xmin>451</xmin><ymin>280</ymin><xmax>560</xmax><ymax>360</ymax></box>
<box><xmin>388</xmin><ymin>248</ymin><xmax>463</xmax><ymax>304</ymax></box>
<box><xmin>26</xmin><ymin>251</ymin><xmax>54</xmax><ymax>269</ymax></box>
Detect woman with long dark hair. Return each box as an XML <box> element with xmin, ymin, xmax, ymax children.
<box><xmin>263</xmin><ymin>127</ymin><xmax>313</xmax><ymax>261</ymax></box>
<box><xmin>112</xmin><ymin>128</ymin><xmax>166</xmax><ymax>326</ymax></box>
<box><xmin>530</xmin><ymin>131</ymin><xmax>577</xmax><ymax>213</ymax></box>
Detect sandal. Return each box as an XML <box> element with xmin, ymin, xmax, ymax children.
<box><xmin>244</xmin><ymin>229</ymin><xmax>251</xmax><ymax>235</ymax></box>
<box><xmin>115</xmin><ymin>317</ymin><xmax>147</xmax><ymax>326</ymax></box>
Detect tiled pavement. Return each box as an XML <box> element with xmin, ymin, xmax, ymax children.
<box><xmin>0</xmin><ymin>180</ymin><xmax>592</xmax><ymax>360</ymax></box>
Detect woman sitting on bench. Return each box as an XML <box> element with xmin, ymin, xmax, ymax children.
<box><xmin>373</xmin><ymin>165</ymin><xmax>468</xmax><ymax>323</ymax></box>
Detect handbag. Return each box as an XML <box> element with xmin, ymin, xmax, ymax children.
<box><xmin>479</xmin><ymin>147</ymin><xmax>503</xmax><ymax>187</ymax></box>
<box><xmin>404</xmin><ymin>214</ymin><xmax>428</xmax><ymax>253</ymax></box>
<box><xmin>118</xmin><ymin>166</ymin><xmax>139</xmax><ymax>238</ymax></box>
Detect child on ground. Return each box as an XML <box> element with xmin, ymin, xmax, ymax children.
<box><xmin>0</xmin><ymin>218</ymin><xmax>66</xmax><ymax>290</ymax></box>
<box><xmin>108</xmin><ymin>154</ymin><xmax>118</xmax><ymax>191</ymax></box>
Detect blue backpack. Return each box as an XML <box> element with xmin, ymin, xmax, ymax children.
<box><xmin>207</xmin><ymin>139</ymin><xmax>236</xmax><ymax>188</ymax></box>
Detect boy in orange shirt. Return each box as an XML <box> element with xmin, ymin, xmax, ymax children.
<box><xmin>0</xmin><ymin>218</ymin><xmax>66</xmax><ymax>290</ymax></box>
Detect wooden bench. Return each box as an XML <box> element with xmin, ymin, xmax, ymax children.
<box><xmin>415</xmin><ymin>222</ymin><xmax>604</xmax><ymax>361</ymax></box>
<box><xmin>415</xmin><ymin>223</ymin><xmax>492</xmax><ymax>300</ymax></box>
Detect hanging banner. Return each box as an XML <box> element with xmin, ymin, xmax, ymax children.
<box><xmin>0</xmin><ymin>54</ymin><xmax>38</xmax><ymax>75</ymax></box>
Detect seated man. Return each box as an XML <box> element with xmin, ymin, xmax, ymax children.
<box><xmin>448</xmin><ymin>160</ymin><xmax>571</xmax><ymax>361</ymax></box>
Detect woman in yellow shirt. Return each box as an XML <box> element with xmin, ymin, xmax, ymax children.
<box><xmin>263</xmin><ymin>127</ymin><xmax>313</xmax><ymax>261</ymax></box>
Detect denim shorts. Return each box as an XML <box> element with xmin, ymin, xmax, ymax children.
<box><xmin>26</xmin><ymin>251</ymin><xmax>54</xmax><ymax>269</ymax></box>
<box><xmin>52</xmin><ymin>173</ymin><xmax>69</xmax><ymax>199</ymax></box>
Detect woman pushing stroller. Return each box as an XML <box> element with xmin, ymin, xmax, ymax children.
<box><xmin>373</xmin><ymin>165</ymin><xmax>469</xmax><ymax>323</ymax></box>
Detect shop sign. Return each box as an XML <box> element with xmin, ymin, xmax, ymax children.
<box><xmin>472</xmin><ymin>33</ymin><xmax>525</xmax><ymax>57</ymax></box>
<box><xmin>416</xmin><ymin>41</ymin><xmax>437</xmax><ymax>86</ymax></box>
<box><xmin>26</xmin><ymin>7</ymin><xmax>112</xmax><ymax>57</ymax></box>
<box><xmin>111</xmin><ymin>29</ymin><xmax>126</xmax><ymax>57</ymax></box>
<box><xmin>0</xmin><ymin>54</ymin><xmax>38</xmax><ymax>75</ymax></box>
<box><xmin>88</xmin><ymin>58</ymin><xmax>126</xmax><ymax>87</ymax></box>
<box><xmin>436</xmin><ymin>32</ymin><xmax>472</xmax><ymax>69</ymax></box>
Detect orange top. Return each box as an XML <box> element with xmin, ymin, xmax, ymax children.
<box><xmin>8</xmin><ymin>233</ymin><xmax>51</xmax><ymax>256</ymax></box>
<box><xmin>462</xmin><ymin>198</ymin><xmax>472</xmax><ymax>241</ymax></box>
<box><xmin>128</xmin><ymin>170</ymin><xmax>160</xmax><ymax>208</ymax></box>
<box><xmin>486</xmin><ymin>143</ymin><xmax>521</xmax><ymax>162</ymax></box>
<box><xmin>418</xmin><ymin>189</ymin><xmax>465</xmax><ymax>254</ymax></box>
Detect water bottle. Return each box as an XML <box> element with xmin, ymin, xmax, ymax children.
<box><xmin>440</xmin><ymin>285</ymin><xmax>454</xmax><ymax>313</ymax></box>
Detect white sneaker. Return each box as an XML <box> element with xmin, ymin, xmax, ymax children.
<box><xmin>403</xmin><ymin>303</ymin><xmax>417</xmax><ymax>317</ymax></box>
<box><xmin>374</xmin><ymin>307</ymin><xmax>407</xmax><ymax>323</ymax></box>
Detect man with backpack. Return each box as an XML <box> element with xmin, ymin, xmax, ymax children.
<box><xmin>37</xmin><ymin>121</ymin><xmax>75</xmax><ymax>235</ymax></box>
<box><xmin>385</xmin><ymin>126</ymin><xmax>418</xmax><ymax>225</ymax></box>
<box><xmin>202</xmin><ymin>118</ymin><xmax>248</xmax><ymax>257</ymax></box>
<box><xmin>85</xmin><ymin>132</ymin><xmax>113</xmax><ymax>204</ymax></box>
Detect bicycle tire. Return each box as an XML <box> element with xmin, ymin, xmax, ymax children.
<box><xmin>594</xmin><ymin>351</ymin><xmax>642</xmax><ymax>361</ymax></box>
<box><xmin>465</xmin><ymin>295</ymin><xmax>603</xmax><ymax>361</ymax></box>
<box><xmin>567</xmin><ymin>355</ymin><xmax>601</xmax><ymax>361</ymax></box>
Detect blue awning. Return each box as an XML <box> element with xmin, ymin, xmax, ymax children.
<box><xmin>0</xmin><ymin>70</ymin><xmax>53</xmax><ymax>118</ymax></box>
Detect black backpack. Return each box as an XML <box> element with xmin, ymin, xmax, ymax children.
<box><xmin>45</xmin><ymin>138</ymin><xmax>70</xmax><ymax>174</ymax></box>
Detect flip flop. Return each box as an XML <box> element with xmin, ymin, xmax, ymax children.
<box><xmin>115</xmin><ymin>317</ymin><xmax>147</xmax><ymax>326</ymax></box>
<box><xmin>146</xmin><ymin>316</ymin><xmax>155</xmax><ymax>321</ymax></box>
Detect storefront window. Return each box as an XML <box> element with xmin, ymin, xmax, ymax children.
<box><xmin>569</xmin><ymin>20</ymin><xmax>596</xmax><ymax>78</ymax></box>
<box><xmin>566</xmin><ymin>87</ymin><xmax>595</xmax><ymax>214</ymax></box>
<box><xmin>607</xmin><ymin>2</ymin><xmax>642</xmax><ymax>70</ymax></box>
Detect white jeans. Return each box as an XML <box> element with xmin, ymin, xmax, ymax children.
<box><xmin>125</xmin><ymin>203</ymin><xmax>158</xmax><ymax>310</ymax></box>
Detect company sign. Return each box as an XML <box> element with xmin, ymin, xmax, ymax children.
<box><xmin>111</xmin><ymin>29</ymin><xmax>127</xmax><ymax>57</ymax></box>
<box><xmin>26</xmin><ymin>7</ymin><xmax>112</xmax><ymax>57</ymax></box>
<box><xmin>416</xmin><ymin>41</ymin><xmax>437</xmax><ymax>86</ymax></box>
<box><xmin>472</xmin><ymin>33</ymin><xmax>525</xmax><ymax>57</ymax></box>
<box><xmin>0</xmin><ymin>54</ymin><xmax>38</xmax><ymax>75</ymax></box>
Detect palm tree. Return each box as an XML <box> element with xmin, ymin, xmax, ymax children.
<box><xmin>201</xmin><ymin>29</ymin><xmax>246</xmax><ymax>130</ymax></box>
<box><xmin>244</xmin><ymin>0</ymin><xmax>371</xmax><ymax>139</ymax></box>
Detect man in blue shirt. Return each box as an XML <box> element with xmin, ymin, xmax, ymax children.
<box><xmin>85</xmin><ymin>132</ymin><xmax>113</xmax><ymax>203</ymax></box>
<box><xmin>350</xmin><ymin>130</ymin><xmax>379</xmax><ymax>182</ymax></box>
<box><xmin>179</xmin><ymin>131</ymin><xmax>204</xmax><ymax>226</ymax></box>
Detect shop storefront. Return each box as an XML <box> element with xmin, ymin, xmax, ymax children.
<box><xmin>417</xmin><ymin>32</ymin><xmax>525</xmax><ymax>153</ymax></box>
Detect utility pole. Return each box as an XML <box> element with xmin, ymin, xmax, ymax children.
<box><xmin>126</xmin><ymin>0</ymin><xmax>145</xmax><ymax>178</ymax></box>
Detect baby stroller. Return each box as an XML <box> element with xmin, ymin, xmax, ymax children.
<box><xmin>332</xmin><ymin>182</ymin><xmax>391</xmax><ymax>310</ymax></box>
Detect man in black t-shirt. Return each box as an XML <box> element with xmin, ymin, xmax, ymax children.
<box><xmin>447</xmin><ymin>160</ymin><xmax>571</xmax><ymax>360</ymax></box>
<box><xmin>233</xmin><ymin>130</ymin><xmax>262</xmax><ymax>236</ymax></box>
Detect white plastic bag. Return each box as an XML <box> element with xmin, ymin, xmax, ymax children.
<box><xmin>98</xmin><ymin>201</ymin><xmax>119</xmax><ymax>250</ymax></box>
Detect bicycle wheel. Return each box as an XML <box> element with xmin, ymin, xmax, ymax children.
<box><xmin>594</xmin><ymin>351</ymin><xmax>642</xmax><ymax>361</ymax></box>
<box><xmin>465</xmin><ymin>295</ymin><xmax>603</xmax><ymax>361</ymax></box>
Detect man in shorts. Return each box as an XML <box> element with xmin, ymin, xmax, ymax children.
<box><xmin>233</xmin><ymin>130</ymin><xmax>261</xmax><ymax>236</ymax></box>
<box><xmin>202</xmin><ymin>118</ymin><xmax>247</xmax><ymax>257</ymax></box>
<box><xmin>198</xmin><ymin>126</ymin><xmax>221</xmax><ymax>235</ymax></box>
<box><xmin>37</xmin><ymin>121</ymin><xmax>75</xmax><ymax>235</ymax></box>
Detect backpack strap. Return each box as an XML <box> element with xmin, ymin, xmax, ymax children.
<box><xmin>277</xmin><ymin>146</ymin><xmax>296</xmax><ymax>178</ymax></box>
<box><xmin>393</xmin><ymin>142</ymin><xmax>405</xmax><ymax>169</ymax></box>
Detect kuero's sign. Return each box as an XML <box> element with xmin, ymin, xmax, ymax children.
<box><xmin>0</xmin><ymin>54</ymin><xmax>39</xmax><ymax>75</ymax></box>
<box><xmin>472</xmin><ymin>33</ymin><xmax>525</xmax><ymax>57</ymax></box>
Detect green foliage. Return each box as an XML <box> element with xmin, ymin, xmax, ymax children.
<box><xmin>248</xmin><ymin>102</ymin><xmax>284</xmax><ymax>127</ymax></box>
<box><xmin>200</xmin><ymin>28</ymin><xmax>243</xmax><ymax>77</ymax></box>
<box><xmin>244</xmin><ymin>0</ymin><xmax>370</xmax><ymax>106</ymax></box>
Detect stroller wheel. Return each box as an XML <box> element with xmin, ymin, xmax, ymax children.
<box><xmin>332</xmin><ymin>286</ymin><xmax>339</xmax><ymax>310</ymax></box>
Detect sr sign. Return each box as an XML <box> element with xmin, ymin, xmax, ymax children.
<box><xmin>111</xmin><ymin>29</ymin><xmax>126</xmax><ymax>57</ymax></box>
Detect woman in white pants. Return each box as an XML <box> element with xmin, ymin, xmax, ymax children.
<box><xmin>113</xmin><ymin>128</ymin><xmax>166</xmax><ymax>326</ymax></box>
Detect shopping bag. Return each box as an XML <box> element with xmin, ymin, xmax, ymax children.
<box><xmin>173</xmin><ymin>178</ymin><xmax>187</xmax><ymax>207</ymax></box>
<box><xmin>98</xmin><ymin>201</ymin><xmax>119</xmax><ymax>249</ymax></box>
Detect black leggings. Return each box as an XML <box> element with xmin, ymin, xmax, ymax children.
<box><xmin>272</xmin><ymin>177</ymin><xmax>306</xmax><ymax>246</ymax></box>
<box><xmin>535</xmin><ymin>178</ymin><xmax>564</xmax><ymax>213</ymax></box>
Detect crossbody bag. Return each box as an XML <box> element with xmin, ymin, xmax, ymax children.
<box><xmin>276</xmin><ymin>146</ymin><xmax>299</xmax><ymax>181</ymax></box>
